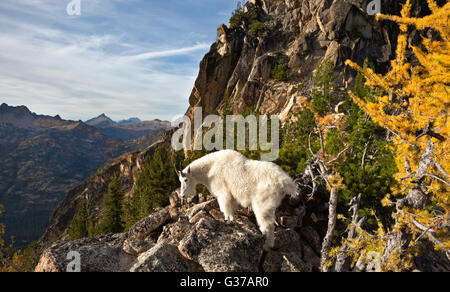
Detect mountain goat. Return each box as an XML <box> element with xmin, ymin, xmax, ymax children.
<box><xmin>176</xmin><ymin>150</ymin><xmax>298</xmax><ymax>250</ymax></box>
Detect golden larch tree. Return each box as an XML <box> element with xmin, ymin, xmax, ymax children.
<box><xmin>344</xmin><ymin>0</ymin><xmax>449</xmax><ymax>271</ymax></box>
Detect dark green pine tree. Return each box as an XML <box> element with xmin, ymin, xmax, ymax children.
<box><xmin>100</xmin><ymin>174</ymin><xmax>125</xmax><ymax>234</ymax></box>
<box><xmin>311</xmin><ymin>61</ymin><xmax>337</xmax><ymax>115</ymax></box>
<box><xmin>69</xmin><ymin>197</ymin><xmax>89</xmax><ymax>240</ymax></box>
<box><xmin>124</xmin><ymin>147</ymin><xmax>179</xmax><ymax>229</ymax></box>
<box><xmin>123</xmin><ymin>194</ymin><xmax>140</xmax><ymax>231</ymax></box>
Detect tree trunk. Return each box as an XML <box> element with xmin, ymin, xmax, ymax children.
<box><xmin>334</xmin><ymin>194</ymin><xmax>362</xmax><ymax>272</ymax></box>
<box><xmin>321</xmin><ymin>187</ymin><xmax>339</xmax><ymax>272</ymax></box>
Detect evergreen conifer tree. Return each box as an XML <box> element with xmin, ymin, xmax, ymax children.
<box><xmin>100</xmin><ymin>174</ymin><xmax>125</xmax><ymax>234</ymax></box>
<box><xmin>69</xmin><ymin>197</ymin><xmax>89</xmax><ymax>240</ymax></box>
<box><xmin>124</xmin><ymin>147</ymin><xmax>179</xmax><ymax>229</ymax></box>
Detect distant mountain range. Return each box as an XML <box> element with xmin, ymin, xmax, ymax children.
<box><xmin>85</xmin><ymin>114</ymin><xmax>171</xmax><ymax>141</ymax></box>
<box><xmin>0</xmin><ymin>103</ymin><xmax>170</xmax><ymax>247</ymax></box>
<box><xmin>118</xmin><ymin>117</ymin><xmax>141</xmax><ymax>124</ymax></box>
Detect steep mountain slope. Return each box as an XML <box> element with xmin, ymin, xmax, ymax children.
<box><xmin>0</xmin><ymin>104</ymin><xmax>125</xmax><ymax>246</ymax></box>
<box><xmin>40</xmin><ymin>130</ymin><xmax>174</xmax><ymax>244</ymax></box>
<box><xmin>0</xmin><ymin>104</ymin><xmax>166</xmax><ymax>247</ymax></box>
<box><xmin>86</xmin><ymin>113</ymin><xmax>171</xmax><ymax>141</ymax></box>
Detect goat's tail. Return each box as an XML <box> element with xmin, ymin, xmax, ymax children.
<box><xmin>283</xmin><ymin>178</ymin><xmax>300</xmax><ymax>198</ymax></box>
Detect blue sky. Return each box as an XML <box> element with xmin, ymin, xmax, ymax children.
<box><xmin>0</xmin><ymin>0</ymin><xmax>242</xmax><ymax>121</ymax></box>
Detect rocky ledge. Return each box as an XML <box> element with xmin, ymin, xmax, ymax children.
<box><xmin>35</xmin><ymin>190</ymin><xmax>323</xmax><ymax>272</ymax></box>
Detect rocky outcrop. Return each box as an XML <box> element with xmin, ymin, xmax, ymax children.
<box><xmin>178</xmin><ymin>217</ymin><xmax>264</xmax><ymax>272</ymax></box>
<box><xmin>130</xmin><ymin>242</ymin><xmax>190</xmax><ymax>272</ymax></box>
<box><xmin>185</xmin><ymin>0</ymin><xmax>436</xmax><ymax>121</ymax></box>
<box><xmin>128</xmin><ymin>207</ymin><xmax>171</xmax><ymax>240</ymax></box>
<box><xmin>36</xmin><ymin>189</ymin><xmax>326</xmax><ymax>272</ymax></box>
<box><xmin>35</xmin><ymin>233</ymin><xmax>136</xmax><ymax>272</ymax></box>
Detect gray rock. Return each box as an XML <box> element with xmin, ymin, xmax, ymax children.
<box><xmin>323</xmin><ymin>41</ymin><xmax>340</xmax><ymax>66</ymax></box>
<box><xmin>262</xmin><ymin>250</ymin><xmax>283</xmax><ymax>272</ymax></box>
<box><xmin>300</xmin><ymin>226</ymin><xmax>322</xmax><ymax>254</ymax></box>
<box><xmin>35</xmin><ymin>233</ymin><xmax>135</xmax><ymax>272</ymax></box>
<box><xmin>279</xmin><ymin>216</ymin><xmax>299</xmax><ymax>229</ymax></box>
<box><xmin>208</xmin><ymin>208</ymin><xmax>225</xmax><ymax>220</ymax></box>
<box><xmin>122</xmin><ymin>238</ymin><xmax>154</xmax><ymax>256</ymax></box>
<box><xmin>249</xmin><ymin>54</ymin><xmax>277</xmax><ymax>81</ymax></box>
<box><xmin>301</xmin><ymin>240</ymin><xmax>321</xmax><ymax>271</ymax></box>
<box><xmin>189</xmin><ymin>210</ymin><xmax>211</xmax><ymax>225</ymax></box>
<box><xmin>280</xmin><ymin>252</ymin><xmax>312</xmax><ymax>272</ymax></box>
<box><xmin>130</xmin><ymin>242</ymin><xmax>189</xmax><ymax>272</ymax></box>
<box><xmin>178</xmin><ymin>217</ymin><xmax>264</xmax><ymax>272</ymax></box>
<box><xmin>128</xmin><ymin>207</ymin><xmax>171</xmax><ymax>240</ymax></box>
<box><xmin>185</xmin><ymin>199</ymin><xmax>219</xmax><ymax>219</ymax></box>
<box><xmin>274</xmin><ymin>228</ymin><xmax>302</xmax><ymax>255</ymax></box>
<box><xmin>169</xmin><ymin>189</ymin><xmax>181</xmax><ymax>208</ymax></box>
<box><xmin>157</xmin><ymin>219</ymin><xmax>192</xmax><ymax>246</ymax></box>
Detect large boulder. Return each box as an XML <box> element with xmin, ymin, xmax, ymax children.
<box><xmin>300</xmin><ymin>226</ymin><xmax>322</xmax><ymax>255</ymax></box>
<box><xmin>157</xmin><ymin>219</ymin><xmax>192</xmax><ymax>246</ymax></box>
<box><xmin>178</xmin><ymin>217</ymin><xmax>265</xmax><ymax>272</ymax></box>
<box><xmin>35</xmin><ymin>233</ymin><xmax>135</xmax><ymax>272</ymax></box>
<box><xmin>128</xmin><ymin>207</ymin><xmax>171</xmax><ymax>240</ymax></box>
<box><xmin>130</xmin><ymin>242</ymin><xmax>189</xmax><ymax>272</ymax></box>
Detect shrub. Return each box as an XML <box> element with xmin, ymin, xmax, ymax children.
<box><xmin>272</xmin><ymin>58</ymin><xmax>291</xmax><ymax>82</ymax></box>
<box><xmin>229</xmin><ymin>2</ymin><xmax>244</xmax><ymax>27</ymax></box>
<box><xmin>249</xmin><ymin>20</ymin><xmax>266</xmax><ymax>36</ymax></box>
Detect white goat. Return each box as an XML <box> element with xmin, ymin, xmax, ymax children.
<box><xmin>176</xmin><ymin>150</ymin><xmax>298</xmax><ymax>250</ymax></box>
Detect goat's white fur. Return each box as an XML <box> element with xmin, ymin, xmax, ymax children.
<box><xmin>177</xmin><ymin>150</ymin><xmax>298</xmax><ymax>250</ymax></box>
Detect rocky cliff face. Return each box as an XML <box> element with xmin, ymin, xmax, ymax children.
<box><xmin>185</xmin><ymin>0</ymin><xmax>436</xmax><ymax>120</ymax></box>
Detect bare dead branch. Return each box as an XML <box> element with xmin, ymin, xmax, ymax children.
<box><xmin>327</xmin><ymin>147</ymin><xmax>350</xmax><ymax>165</ymax></box>
<box><xmin>321</xmin><ymin>187</ymin><xmax>339</xmax><ymax>272</ymax></box>
<box><xmin>433</xmin><ymin>160</ymin><xmax>450</xmax><ymax>179</ymax></box>
<box><xmin>423</xmin><ymin>174</ymin><xmax>450</xmax><ymax>188</ymax></box>
<box><xmin>361</xmin><ymin>142</ymin><xmax>369</xmax><ymax>169</ymax></box>
<box><xmin>411</xmin><ymin>219</ymin><xmax>443</xmax><ymax>246</ymax></box>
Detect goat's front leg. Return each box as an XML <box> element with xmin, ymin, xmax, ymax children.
<box><xmin>218</xmin><ymin>195</ymin><xmax>235</xmax><ymax>222</ymax></box>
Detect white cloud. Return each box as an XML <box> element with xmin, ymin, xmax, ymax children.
<box><xmin>121</xmin><ymin>43</ymin><xmax>210</xmax><ymax>63</ymax></box>
<box><xmin>0</xmin><ymin>0</ymin><xmax>214</xmax><ymax>121</ymax></box>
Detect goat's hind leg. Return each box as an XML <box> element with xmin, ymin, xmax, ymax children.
<box><xmin>254</xmin><ymin>206</ymin><xmax>276</xmax><ymax>251</ymax></box>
